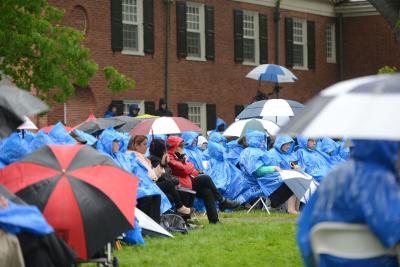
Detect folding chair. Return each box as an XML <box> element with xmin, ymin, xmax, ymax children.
<box><xmin>310</xmin><ymin>222</ymin><xmax>399</xmax><ymax>266</ymax></box>
<box><xmin>246</xmin><ymin>196</ymin><xmax>270</xmax><ymax>214</ymax></box>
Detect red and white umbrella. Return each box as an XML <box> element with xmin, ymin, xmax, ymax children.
<box><xmin>130</xmin><ymin>117</ymin><xmax>202</xmax><ymax>135</ymax></box>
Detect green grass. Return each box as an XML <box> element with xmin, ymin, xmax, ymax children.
<box><xmin>84</xmin><ymin>212</ymin><xmax>302</xmax><ymax>267</ymax></box>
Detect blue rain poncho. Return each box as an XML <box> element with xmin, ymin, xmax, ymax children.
<box><xmin>297</xmin><ymin>136</ymin><xmax>332</xmax><ymax>183</ymax></box>
<box><xmin>0</xmin><ymin>133</ymin><xmax>31</xmax><ymax>166</ymax></box>
<box><xmin>18</xmin><ymin>130</ymin><xmax>35</xmax><ymax>143</ymax></box>
<box><xmin>128</xmin><ymin>152</ymin><xmax>171</xmax><ymax>213</ymax></box>
<box><xmin>226</xmin><ymin>139</ymin><xmax>244</xmax><ymax>166</ymax></box>
<box><xmin>269</xmin><ymin>135</ymin><xmax>300</xmax><ymax>170</ymax></box>
<box><xmin>0</xmin><ymin>200</ymin><xmax>53</xmax><ymax>235</ymax></box>
<box><xmin>297</xmin><ymin>140</ymin><xmax>400</xmax><ymax>267</ymax></box>
<box><xmin>337</xmin><ymin>139</ymin><xmax>351</xmax><ymax>161</ymax></box>
<box><xmin>29</xmin><ymin>130</ymin><xmax>55</xmax><ymax>152</ymax></box>
<box><xmin>319</xmin><ymin>137</ymin><xmax>345</xmax><ymax>166</ymax></box>
<box><xmin>239</xmin><ymin>131</ymin><xmax>283</xmax><ymax>198</ymax></box>
<box><xmin>97</xmin><ymin>128</ymin><xmax>131</xmax><ymax>172</ymax></box>
<box><xmin>204</xmin><ymin>132</ymin><xmax>227</xmax><ymax>160</ymax></box>
<box><xmin>73</xmin><ymin>129</ymin><xmax>97</xmax><ymax>146</ymax></box>
<box><xmin>214</xmin><ymin>118</ymin><xmax>227</xmax><ymax>132</ymax></box>
<box><xmin>182</xmin><ymin>131</ymin><xmax>205</xmax><ymax>171</ymax></box>
<box><xmin>48</xmin><ymin>122</ymin><xmax>76</xmax><ymax>145</ymax></box>
<box><xmin>206</xmin><ymin>141</ymin><xmax>252</xmax><ymax>204</ymax></box>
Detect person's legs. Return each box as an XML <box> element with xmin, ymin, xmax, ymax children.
<box><xmin>269</xmin><ymin>183</ymin><xmax>294</xmax><ymax>209</ymax></box>
<box><xmin>287</xmin><ymin>195</ymin><xmax>299</xmax><ymax>214</ymax></box>
<box><xmin>156</xmin><ymin>180</ymin><xmax>184</xmax><ymax>209</ymax></box>
<box><xmin>137</xmin><ymin>195</ymin><xmax>161</xmax><ymax>223</ymax></box>
<box><xmin>193</xmin><ymin>186</ymin><xmax>219</xmax><ymax>223</ymax></box>
<box><xmin>193</xmin><ymin>175</ymin><xmax>223</xmax><ymax>201</ymax></box>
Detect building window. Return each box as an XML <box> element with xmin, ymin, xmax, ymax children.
<box><xmin>186</xmin><ymin>2</ymin><xmax>205</xmax><ymax>59</ymax></box>
<box><xmin>188</xmin><ymin>103</ymin><xmax>206</xmax><ymax>131</ymax></box>
<box><xmin>123</xmin><ymin>100</ymin><xmax>144</xmax><ymax>116</ymax></box>
<box><xmin>243</xmin><ymin>11</ymin><xmax>259</xmax><ymax>64</ymax></box>
<box><xmin>326</xmin><ymin>24</ymin><xmax>336</xmax><ymax>63</ymax></box>
<box><xmin>122</xmin><ymin>0</ymin><xmax>143</xmax><ymax>54</ymax></box>
<box><xmin>293</xmin><ymin>18</ymin><xmax>307</xmax><ymax>68</ymax></box>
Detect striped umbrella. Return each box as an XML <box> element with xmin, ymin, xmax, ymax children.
<box><xmin>130</xmin><ymin>117</ymin><xmax>202</xmax><ymax>135</ymax></box>
<box><xmin>246</xmin><ymin>64</ymin><xmax>298</xmax><ymax>83</ymax></box>
<box><xmin>279</xmin><ymin>74</ymin><xmax>400</xmax><ymax>140</ymax></box>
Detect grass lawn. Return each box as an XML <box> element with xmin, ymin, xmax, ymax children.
<box><xmin>89</xmin><ymin>211</ymin><xmax>302</xmax><ymax>267</ymax></box>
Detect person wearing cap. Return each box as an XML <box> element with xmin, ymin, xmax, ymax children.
<box><xmin>167</xmin><ymin>135</ymin><xmax>240</xmax><ymax>224</ymax></box>
<box><xmin>128</xmin><ymin>104</ymin><xmax>140</xmax><ymax>117</ymax></box>
<box><xmin>197</xmin><ymin>135</ymin><xmax>208</xmax><ymax>151</ymax></box>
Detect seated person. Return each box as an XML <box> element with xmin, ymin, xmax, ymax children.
<box><xmin>296</xmin><ymin>136</ymin><xmax>332</xmax><ymax>183</ymax></box>
<box><xmin>240</xmin><ymin>131</ymin><xmax>298</xmax><ymax>213</ymax></box>
<box><xmin>297</xmin><ymin>140</ymin><xmax>400</xmax><ymax>267</ymax></box>
<box><xmin>270</xmin><ymin>135</ymin><xmax>301</xmax><ymax>171</ymax></box>
<box><xmin>167</xmin><ymin>136</ymin><xmax>240</xmax><ymax>224</ymax></box>
<box><xmin>319</xmin><ymin>137</ymin><xmax>346</xmax><ymax>166</ymax></box>
<box><xmin>182</xmin><ymin>132</ymin><xmax>205</xmax><ymax>171</ymax></box>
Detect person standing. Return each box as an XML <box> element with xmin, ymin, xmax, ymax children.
<box><xmin>155</xmin><ymin>98</ymin><xmax>173</xmax><ymax>117</ymax></box>
<box><xmin>128</xmin><ymin>104</ymin><xmax>140</xmax><ymax>117</ymax></box>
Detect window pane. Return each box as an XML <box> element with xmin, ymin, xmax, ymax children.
<box><xmin>123</xmin><ymin>24</ymin><xmax>138</xmax><ymax>50</ymax></box>
<box><xmin>325</xmin><ymin>24</ymin><xmax>335</xmax><ymax>62</ymax></box>
<box><xmin>293</xmin><ymin>20</ymin><xmax>303</xmax><ymax>44</ymax></box>
<box><xmin>243</xmin><ymin>13</ymin><xmax>255</xmax><ymax>38</ymax></box>
<box><xmin>186</xmin><ymin>5</ymin><xmax>200</xmax><ymax>31</ymax></box>
<box><xmin>122</xmin><ymin>0</ymin><xmax>137</xmax><ymax>23</ymax></box>
<box><xmin>188</xmin><ymin>105</ymin><xmax>201</xmax><ymax>127</ymax></box>
<box><xmin>243</xmin><ymin>38</ymin><xmax>255</xmax><ymax>62</ymax></box>
<box><xmin>293</xmin><ymin>44</ymin><xmax>304</xmax><ymax>67</ymax></box>
<box><xmin>187</xmin><ymin>32</ymin><xmax>201</xmax><ymax>57</ymax></box>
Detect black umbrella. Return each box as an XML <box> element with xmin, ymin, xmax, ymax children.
<box><xmin>77</xmin><ymin>117</ymin><xmax>125</xmax><ymax>135</ymax></box>
<box><xmin>114</xmin><ymin>116</ymin><xmax>141</xmax><ymax>133</ymax></box>
<box><xmin>0</xmin><ymin>84</ymin><xmax>48</xmax><ymax>138</ymax></box>
<box><xmin>0</xmin><ymin>184</ymin><xmax>25</xmax><ymax>204</ymax></box>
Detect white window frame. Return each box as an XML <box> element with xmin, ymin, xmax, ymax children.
<box><xmin>325</xmin><ymin>23</ymin><xmax>336</xmax><ymax>64</ymax></box>
<box><xmin>185</xmin><ymin>2</ymin><xmax>206</xmax><ymax>61</ymax></box>
<box><xmin>292</xmin><ymin>18</ymin><xmax>308</xmax><ymax>70</ymax></box>
<box><xmin>121</xmin><ymin>0</ymin><xmax>144</xmax><ymax>56</ymax></box>
<box><xmin>187</xmin><ymin>102</ymin><xmax>207</xmax><ymax>133</ymax></box>
<box><xmin>242</xmin><ymin>10</ymin><xmax>259</xmax><ymax>66</ymax></box>
<box><xmin>123</xmin><ymin>99</ymin><xmax>145</xmax><ymax>116</ymax></box>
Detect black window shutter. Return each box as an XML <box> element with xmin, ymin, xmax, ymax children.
<box><xmin>285</xmin><ymin>17</ymin><xmax>293</xmax><ymax>68</ymax></box>
<box><xmin>111</xmin><ymin>100</ymin><xmax>124</xmax><ymax>116</ymax></box>
<box><xmin>176</xmin><ymin>1</ymin><xmax>187</xmax><ymax>58</ymax></box>
<box><xmin>111</xmin><ymin>0</ymin><xmax>123</xmax><ymax>52</ymax></box>
<box><xmin>144</xmin><ymin>101</ymin><xmax>156</xmax><ymax>115</ymax></box>
<box><xmin>259</xmin><ymin>14</ymin><xmax>268</xmax><ymax>64</ymax></box>
<box><xmin>143</xmin><ymin>0</ymin><xmax>154</xmax><ymax>54</ymax></box>
<box><xmin>235</xmin><ymin>105</ymin><xmax>245</xmax><ymax>117</ymax></box>
<box><xmin>205</xmin><ymin>6</ymin><xmax>215</xmax><ymax>60</ymax></box>
<box><xmin>177</xmin><ymin>103</ymin><xmax>188</xmax><ymax>119</ymax></box>
<box><xmin>307</xmin><ymin>20</ymin><xmax>316</xmax><ymax>70</ymax></box>
<box><xmin>206</xmin><ymin>104</ymin><xmax>217</xmax><ymax>131</ymax></box>
<box><xmin>234</xmin><ymin>10</ymin><xmax>244</xmax><ymax>63</ymax></box>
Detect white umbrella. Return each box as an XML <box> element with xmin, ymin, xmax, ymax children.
<box><xmin>246</xmin><ymin>64</ymin><xmax>298</xmax><ymax>83</ymax></box>
<box><xmin>279</xmin><ymin>74</ymin><xmax>400</xmax><ymax>140</ymax></box>
<box><xmin>135</xmin><ymin>208</ymin><xmax>173</xmax><ymax>238</ymax></box>
<box><xmin>280</xmin><ymin>170</ymin><xmax>318</xmax><ymax>203</ymax></box>
<box><xmin>18</xmin><ymin>116</ymin><xmax>38</xmax><ymax>130</ymax></box>
<box><xmin>223</xmin><ymin>119</ymin><xmax>280</xmax><ymax>137</ymax></box>
<box><xmin>260</xmin><ymin>99</ymin><xmax>294</xmax><ymax>117</ymax></box>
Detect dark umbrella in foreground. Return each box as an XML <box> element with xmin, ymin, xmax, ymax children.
<box><xmin>0</xmin><ymin>84</ymin><xmax>48</xmax><ymax>138</ymax></box>
<box><xmin>0</xmin><ymin>144</ymin><xmax>139</xmax><ymax>260</ymax></box>
<box><xmin>114</xmin><ymin>116</ymin><xmax>142</xmax><ymax>133</ymax></box>
<box><xmin>77</xmin><ymin>117</ymin><xmax>125</xmax><ymax>135</ymax></box>
<box><xmin>279</xmin><ymin>74</ymin><xmax>400</xmax><ymax>140</ymax></box>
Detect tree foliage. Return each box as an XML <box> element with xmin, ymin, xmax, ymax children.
<box><xmin>377</xmin><ymin>66</ymin><xmax>397</xmax><ymax>74</ymax></box>
<box><xmin>0</xmin><ymin>0</ymin><xmax>135</xmax><ymax>104</ymax></box>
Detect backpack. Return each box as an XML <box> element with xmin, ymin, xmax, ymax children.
<box><xmin>160</xmin><ymin>214</ymin><xmax>188</xmax><ymax>234</ymax></box>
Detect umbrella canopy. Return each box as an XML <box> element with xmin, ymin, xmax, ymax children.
<box><xmin>236</xmin><ymin>99</ymin><xmax>296</xmax><ymax>122</ymax></box>
<box><xmin>77</xmin><ymin>117</ymin><xmax>125</xmax><ymax>135</ymax></box>
<box><xmin>41</xmin><ymin>124</ymin><xmax>73</xmax><ymax>134</ymax></box>
<box><xmin>279</xmin><ymin>74</ymin><xmax>400</xmax><ymax>140</ymax></box>
<box><xmin>0</xmin><ymin>84</ymin><xmax>48</xmax><ymax>138</ymax></box>
<box><xmin>130</xmin><ymin>117</ymin><xmax>202</xmax><ymax>135</ymax></box>
<box><xmin>18</xmin><ymin>116</ymin><xmax>38</xmax><ymax>130</ymax></box>
<box><xmin>223</xmin><ymin>119</ymin><xmax>280</xmax><ymax>137</ymax></box>
<box><xmin>0</xmin><ymin>144</ymin><xmax>138</xmax><ymax>260</ymax></box>
<box><xmin>135</xmin><ymin>208</ymin><xmax>173</xmax><ymax>238</ymax></box>
<box><xmin>280</xmin><ymin>170</ymin><xmax>318</xmax><ymax>203</ymax></box>
<box><xmin>73</xmin><ymin>112</ymin><xmax>97</xmax><ymax>129</ymax></box>
<box><xmin>114</xmin><ymin>116</ymin><xmax>142</xmax><ymax>133</ymax></box>
<box><xmin>246</xmin><ymin>64</ymin><xmax>298</xmax><ymax>83</ymax></box>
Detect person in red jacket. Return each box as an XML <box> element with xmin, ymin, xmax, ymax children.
<box><xmin>167</xmin><ymin>136</ymin><xmax>240</xmax><ymax>224</ymax></box>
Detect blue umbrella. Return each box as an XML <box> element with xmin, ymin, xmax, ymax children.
<box><xmin>246</xmin><ymin>64</ymin><xmax>298</xmax><ymax>83</ymax></box>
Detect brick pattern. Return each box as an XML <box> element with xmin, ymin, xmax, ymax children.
<box><xmin>46</xmin><ymin>0</ymin><xmax>398</xmax><ymax>127</ymax></box>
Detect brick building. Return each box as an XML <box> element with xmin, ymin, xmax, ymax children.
<box><xmin>46</xmin><ymin>0</ymin><xmax>400</xmax><ymax>131</ymax></box>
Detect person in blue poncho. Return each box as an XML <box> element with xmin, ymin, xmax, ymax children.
<box><xmin>270</xmin><ymin>135</ymin><xmax>302</xmax><ymax>171</ymax></box>
<box><xmin>297</xmin><ymin>136</ymin><xmax>332</xmax><ymax>183</ymax></box>
<box><xmin>297</xmin><ymin>139</ymin><xmax>400</xmax><ymax>267</ymax></box>
<box><xmin>206</xmin><ymin>141</ymin><xmax>252</xmax><ymax>204</ymax></box>
<box><xmin>226</xmin><ymin>138</ymin><xmax>245</xmax><ymax>167</ymax></box>
<box><xmin>48</xmin><ymin>122</ymin><xmax>76</xmax><ymax>145</ymax></box>
<box><xmin>204</xmin><ymin>131</ymin><xmax>227</xmax><ymax>160</ymax></box>
<box><xmin>319</xmin><ymin>137</ymin><xmax>346</xmax><ymax>166</ymax></box>
<box><xmin>182</xmin><ymin>131</ymin><xmax>205</xmax><ymax>171</ymax></box>
<box><xmin>104</xmin><ymin>103</ymin><xmax>117</xmax><ymax>118</ymax></box>
<box><xmin>0</xmin><ymin>133</ymin><xmax>31</xmax><ymax>167</ymax></box>
<box><xmin>336</xmin><ymin>138</ymin><xmax>351</xmax><ymax>161</ymax></box>
<box><xmin>239</xmin><ymin>131</ymin><xmax>297</xmax><ymax>212</ymax></box>
<box><xmin>214</xmin><ymin>118</ymin><xmax>227</xmax><ymax>133</ymax></box>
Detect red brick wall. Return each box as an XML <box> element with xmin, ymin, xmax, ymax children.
<box><xmin>343</xmin><ymin>15</ymin><xmax>400</xmax><ymax>79</ymax></box>
<box><xmin>48</xmin><ymin>0</ymin><xmax>339</xmax><ymax>126</ymax></box>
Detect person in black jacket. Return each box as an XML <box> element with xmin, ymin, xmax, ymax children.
<box><xmin>155</xmin><ymin>98</ymin><xmax>173</xmax><ymax>117</ymax></box>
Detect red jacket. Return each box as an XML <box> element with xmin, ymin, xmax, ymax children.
<box><xmin>167</xmin><ymin>136</ymin><xmax>198</xmax><ymax>189</ymax></box>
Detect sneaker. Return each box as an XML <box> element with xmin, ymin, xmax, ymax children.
<box><xmin>219</xmin><ymin>197</ymin><xmax>240</xmax><ymax>210</ymax></box>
